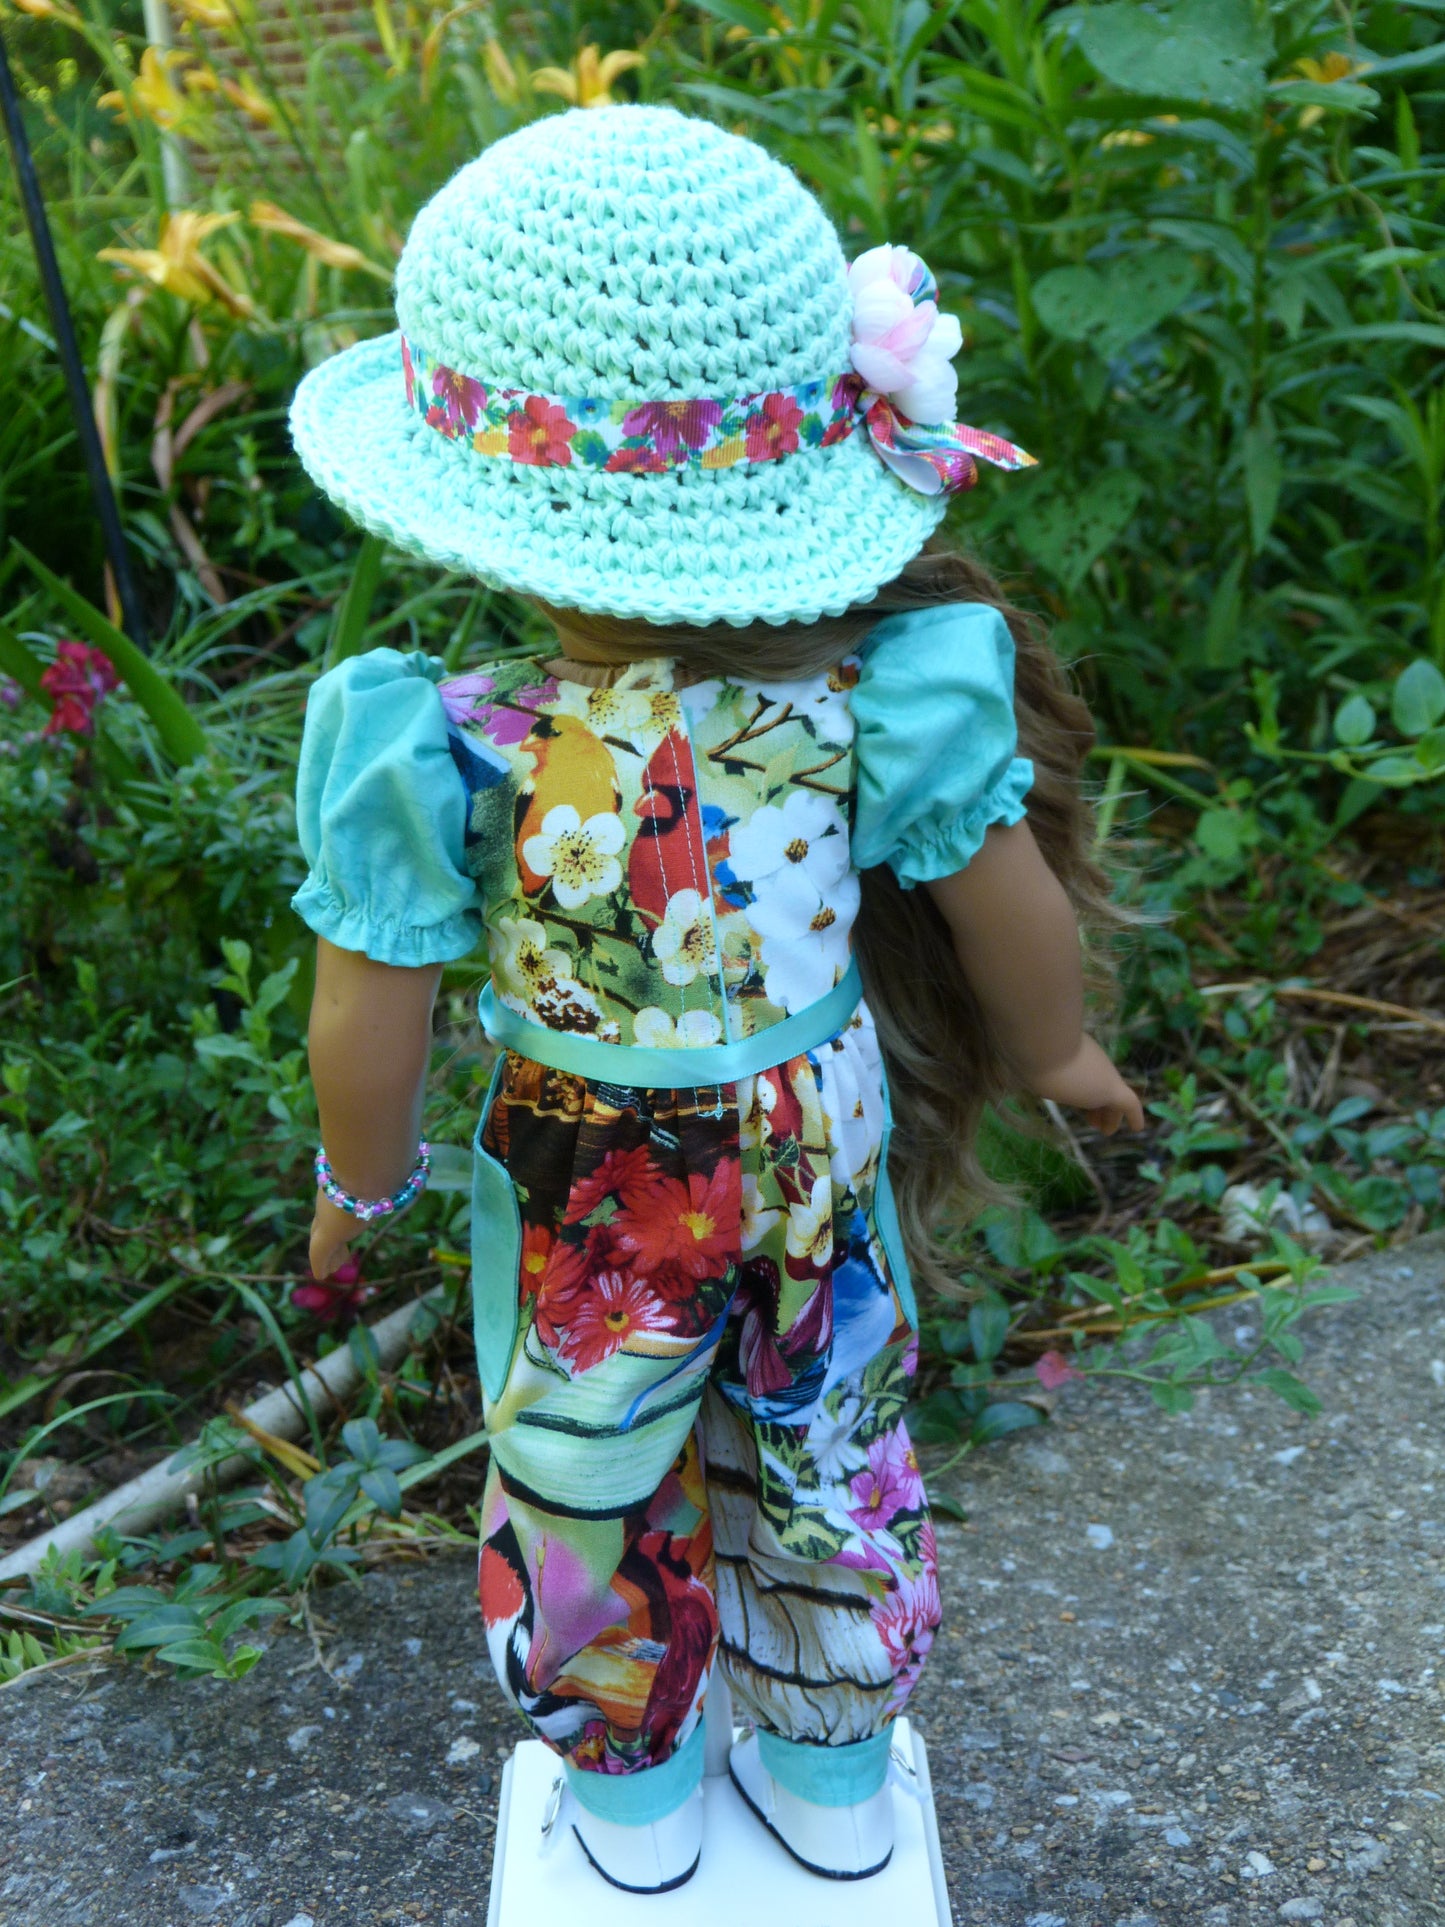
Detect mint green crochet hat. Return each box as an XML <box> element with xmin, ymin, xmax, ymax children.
<box><xmin>290</xmin><ymin>104</ymin><xmax>950</xmax><ymax>627</ymax></box>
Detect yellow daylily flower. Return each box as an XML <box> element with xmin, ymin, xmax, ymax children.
<box><xmin>97</xmin><ymin>210</ymin><xmax>256</xmax><ymax>318</ymax></box>
<box><xmin>1291</xmin><ymin>51</ymin><xmax>1367</xmax><ymax>130</ymax></box>
<box><xmin>532</xmin><ymin>44</ymin><xmax>643</xmax><ymax>109</ymax></box>
<box><xmin>167</xmin><ymin>0</ymin><xmax>253</xmax><ymax>28</ymax></box>
<box><xmin>9</xmin><ymin>0</ymin><xmax>83</xmax><ymax>24</ymax></box>
<box><xmin>218</xmin><ymin>72</ymin><xmax>277</xmax><ymax>126</ymax></box>
<box><xmin>98</xmin><ymin>45</ymin><xmax>198</xmax><ymax>133</ymax></box>
<box><xmin>418</xmin><ymin>3</ymin><xmax>487</xmax><ymax>100</ymax></box>
<box><xmin>482</xmin><ymin>35</ymin><xmax>521</xmax><ymax>104</ymax></box>
<box><xmin>1292</xmin><ymin>51</ymin><xmax>1363</xmax><ymax>85</ymax></box>
<box><xmin>248</xmin><ymin>201</ymin><xmax>391</xmax><ymax>280</ymax></box>
<box><xmin>1100</xmin><ymin>113</ymin><xmax>1179</xmax><ymax>151</ymax></box>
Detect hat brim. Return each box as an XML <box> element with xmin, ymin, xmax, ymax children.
<box><xmin>289</xmin><ymin>333</ymin><xmax>946</xmax><ymax>628</ymax></box>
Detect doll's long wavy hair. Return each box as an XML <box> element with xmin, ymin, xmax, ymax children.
<box><xmin>534</xmin><ymin>540</ymin><xmax>1120</xmax><ymax>1299</ymax></box>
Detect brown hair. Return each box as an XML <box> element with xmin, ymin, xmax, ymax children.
<box><xmin>532</xmin><ymin>540</ymin><xmax>1119</xmax><ymax>1299</ymax></box>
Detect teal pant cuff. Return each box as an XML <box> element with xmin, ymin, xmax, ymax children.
<box><xmin>757</xmin><ymin>1724</ymin><xmax>894</xmax><ymax>1807</ymax></box>
<box><xmin>564</xmin><ymin>1718</ymin><xmax>704</xmax><ymax>1825</ymax></box>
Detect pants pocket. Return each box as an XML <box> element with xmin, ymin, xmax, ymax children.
<box><xmin>471</xmin><ymin>1057</ymin><xmax>522</xmax><ymax>1403</ymax></box>
<box><xmin>875</xmin><ymin>1070</ymin><xmax>919</xmax><ymax>1332</ymax></box>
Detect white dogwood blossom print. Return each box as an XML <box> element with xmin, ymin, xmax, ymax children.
<box><xmin>522</xmin><ymin>805</ymin><xmax>626</xmax><ymax>909</ymax></box>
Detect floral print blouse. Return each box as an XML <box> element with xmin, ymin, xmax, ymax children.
<box><xmin>292</xmin><ymin>602</ymin><xmax>1034</xmax><ymax>1046</ymax></box>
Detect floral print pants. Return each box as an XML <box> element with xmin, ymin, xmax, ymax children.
<box><xmin>475</xmin><ymin>1006</ymin><xmax>941</xmax><ymax>1781</ymax></box>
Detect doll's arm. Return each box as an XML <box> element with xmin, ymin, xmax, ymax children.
<box><xmin>924</xmin><ymin>820</ymin><xmax>1143</xmax><ymax>1134</ymax></box>
<box><xmin>307</xmin><ymin>936</ymin><xmax>442</xmax><ymax>1278</ymax></box>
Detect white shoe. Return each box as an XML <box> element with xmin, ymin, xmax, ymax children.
<box><xmin>728</xmin><ymin>1732</ymin><xmax>894</xmax><ymax>1880</ymax></box>
<box><xmin>570</xmin><ymin>1784</ymin><xmax>704</xmax><ymax>1894</ymax></box>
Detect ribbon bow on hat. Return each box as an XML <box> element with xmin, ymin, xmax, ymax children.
<box><xmin>844</xmin><ymin>244</ymin><xmax>1036</xmax><ymax>497</ymax></box>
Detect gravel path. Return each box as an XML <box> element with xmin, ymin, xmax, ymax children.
<box><xmin>3</xmin><ymin>1237</ymin><xmax>1442</xmax><ymax>1927</ymax></box>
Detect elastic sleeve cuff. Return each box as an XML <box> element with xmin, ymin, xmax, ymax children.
<box><xmin>890</xmin><ymin>756</ymin><xmax>1034</xmax><ymax>891</ymax></box>
<box><xmin>291</xmin><ymin>879</ymin><xmax>481</xmax><ymax>968</ymax></box>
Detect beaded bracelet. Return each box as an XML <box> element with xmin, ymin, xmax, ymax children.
<box><xmin>314</xmin><ymin>1141</ymin><xmax>430</xmax><ymax>1223</ymax></box>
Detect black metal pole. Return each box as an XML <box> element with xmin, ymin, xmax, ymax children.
<box><xmin>0</xmin><ymin>26</ymin><xmax>149</xmax><ymax>648</ymax></box>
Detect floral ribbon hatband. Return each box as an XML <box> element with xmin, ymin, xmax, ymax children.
<box><xmin>400</xmin><ymin>336</ymin><xmax>1035</xmax><ymax>499</ymax></box>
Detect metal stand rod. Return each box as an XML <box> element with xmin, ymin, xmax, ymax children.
<box><xmin>0</xmin><ymin>25</ymin><xmax>150</xmax><ymax>647</ymax></box>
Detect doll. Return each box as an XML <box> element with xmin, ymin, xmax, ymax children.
<box><xmin>288</xmin><ymin>105</ymin><xmax>1142</xmax><ymax>1895</ymax></box>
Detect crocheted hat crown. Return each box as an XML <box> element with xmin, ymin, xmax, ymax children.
<box><xmin>395</xmin><ymin>107</ymin><xmax>853</xmax><ymax>401</ymax></box>
<box><xmin>289</xmin><ymin>104</ymin><xmax>944</xmax><ymax>625</ymax></box>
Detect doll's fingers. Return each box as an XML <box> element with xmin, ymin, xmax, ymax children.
<box><xmin>1120</xmin><ymin>1085</ymin><xmax>1146</xmax><ymax>1133</ymax></box>
<box><xmin>309</xmin><ymin>1220</ymin><xmax>351</xmax><ymax>1280</ymax></box>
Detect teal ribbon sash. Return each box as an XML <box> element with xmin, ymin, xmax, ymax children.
<box><xmin>478</xmin><ymin>957</ymin><xmax>863</xmax><ymax>1087</ymax></box>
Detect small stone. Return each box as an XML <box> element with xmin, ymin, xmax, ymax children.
<box><xmin>1345</xmin><ymin>1840</ymin><xmax>1388</xmax><ymax>1874</ymax></box>
<box><xmin>445</xmin><ymin>1737</ymin><xmax>481</xmax><ymax>1767</ymax></box>
<box><xmin>403</xmin><ymin>1637</ymin><xmax>424</xmax><ymax>1657</ymax></box>
<box><xmin>1026</xmin><ymin>1915</ymin><xmax>1068</xmax><ymax>1927</ymax></box>
<box><xmin>977</xmin><ymin>1870</ymin><xmax>1026</xmax><ymax>1898</ymax></box>
<box><xmin>1279</xmin><ymin>1904</ymin><xmax>1324</xmax><ymax>1922</ymax></box>
<box><xmin>1165</xmin><ymin>1827</ymin><xmax>1192</xmax><ymax>1847</ymax></box>
<box><xmin>1306</xmin><ymin>1856</ymin><xmax>1327</xmax><ymax>1871</ymax></box>
<box><xmin>286</xmin><ymin>1726</ymin><xmax>323</xmax><ymax>1756</ymax></box>
<box><xmin>385</xmin><ymin>1794</ymin><xmax>453</xmax><ymax>1833</ymax></box>
<box><xmin>281</xmin><ymin>1917</ymin><xmax>316</xmax><ymax>1927</ymax></box>
<box><xmin>1243</xmin><ymin>1850</ymin><xmax>1276</xmax><ymax>1877</ymax></box>
<box><xmin>1086</xmin><ymin>1523</ymin><xmax>1114</xmax><ymax>1550</ymax></box>
<box><xmin>177</xmin><ymin>1887</ymin><xmax>231</xmax><ymax>1919</ymax></box>
<box><xmin>1273</xmin><ymin>1446</ymin><xmax>1306</xmax><ymax>1466</ymax></box>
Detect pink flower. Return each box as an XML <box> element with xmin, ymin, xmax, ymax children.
<box><xmin>291</xmin><ymin>1259</ymin><xmax>376</xmax><ymax>1326</ymax></box>
<box><xmin>437</xmin><ymin>671</ymin><xmax>497</xmax><ymax>727</ymax></box>
<box><xmin>438</xmin><ymin>671</ymin><xmax>551</xmax><ymax>747</ymax></box>
<box><xmin>847</xmin><ymin>244</ymin><xmax>963</xmax><ymax>426</ymax></box>
<box><xmin>1035</xmin><ymin>1350</ymin><xmax>1084</xmax><ymax>1391</ymax></box>
<box><xmin>621</xmin><ymin>399</ymin><xmax>723</xmax><ymax>458</ymax></box>
<box><xmin>847</xmin><ymin>1431</ymin><xmax>924</xmax><ymax>1530</ymax></box>
<box><xmin>39</xmin><ymin>641</ymin><xmax>118</xmax><ymax>739</ymax></box>
<box><xmin>430</xmin><ymin>363</ymin><xmax>488</xmax><ymax>437</ymax></box>
<box><xmin>872</xmin><ymin>1561</ymin><xmax>942</xmax><ymax>1677</ymax></box>
<box><xmin>402</xmin><ymin>336</ymin><xmax>416</xmax><ymax>409</ymax></box>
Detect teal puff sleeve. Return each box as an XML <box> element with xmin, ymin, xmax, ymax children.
<box><xmin>292</xmin><ymin>647</ymin><xmax>481</xmax><ymax>966</ymax></box>
<box><xmin>851</xmin><ymin>603</ymin><xmax>1034</xmax><ymax>888</ymax></box>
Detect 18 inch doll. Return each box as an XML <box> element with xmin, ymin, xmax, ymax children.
<box><xmin>288</xmin><ymin>106</ymin><xmax>1142</xmax><ymax>1895</ymax></box>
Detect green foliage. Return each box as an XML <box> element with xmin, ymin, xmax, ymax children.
<box><xmin>2</xmin><ymin>0</ymin><xmax>1444</xmax><ymax>1642</ymax></box>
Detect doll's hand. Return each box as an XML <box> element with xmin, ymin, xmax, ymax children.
<box><xmin>1028</xmin><ymin>1035</ymin><xmax>1144</xmax><ymax>1135</ymax></box>
<box><xmin>309</xmin><ymin>1191</ymin><xmax>359</xmax><ymax>1281</ymax></box>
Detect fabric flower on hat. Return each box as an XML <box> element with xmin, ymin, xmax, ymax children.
<box><xmin>847</xmin><ymin>244</ymin><xmax>964</xmax><ymax>427</ymax></box>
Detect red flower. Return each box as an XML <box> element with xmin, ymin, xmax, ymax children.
<box><xmin>508</xmin><ymin>395</ymin><xmax>576</xmax><ymax>466</ymax></box>
<box><xmin>603</xmin><ymin>445</ymin><xmax>675</xmax><ymax>474</ymax></box>
<box><xmin>39</xmin><ymin>641</ymin><xmax>118</xmax><ymax>739</ymax></box>
<box><xmin>610</xmin><ymin>1162</ymin><xmax>740</xmax><ymax>1293</ymax></box>
<box><xmin>564</xmin><ymin>1146</ymin><xmax>661</xmax><ymax>1225</ymax></box>
<box><xmin>743</xmin><ymin>392</ymin><xmax>804</xmax><ymax>463</ymax></box>
<box><xmin>558</xmin><ymin>1270</ymin><xmax>672</xmax><ymax>1373</ymax></box>
<box><xmin>1035</xmin><ymin>1349</ymin><xmax>1084</xmax><ymax>1391</ymax></box>
<box><xmin>519</xmin><ymin>1223</ymin><xmax>553</xmax><ymax>1300</ymax></box>
<box><xmin>290</xmin><ymin>1259</ymin><xmax>376</xmax><ymax>1326</ymax></box>
<box><xmin>532</xmin><ymin>1238</ymin><xmax>592</xmax><ymax>1352</ymax></box>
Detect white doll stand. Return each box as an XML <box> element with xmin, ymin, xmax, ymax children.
<box><xmin>484</xmin><ymin>1679</ymin><xmax>953</xmax><ymax>1926</ymax></box>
